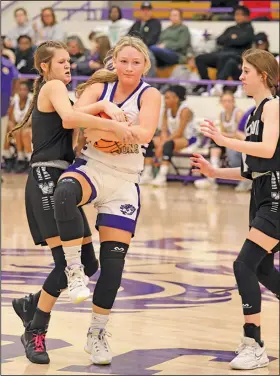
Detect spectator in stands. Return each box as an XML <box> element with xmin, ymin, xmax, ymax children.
<box><xmin>128</xmin><ymin>1</ymin><xmax>161</xmax><ymax>47</ymax></box>
<box><xmin>1</xmin><ymin>44</ymin><xmax>19</xmax><ymax>181</ymax></box>
<box><xmin>33</xmin><ymin>7</ymin><xmax>66</xmax><ymax>45</ymax></box>
<box><xmin>4</xmin><ymin>8</ymin><xmax>35</xmax><ymax>49</ymax></box>
<box><xmin>15</xmin><ymin>35</ymin><xmax>35</xmax><ymax>90</ymax></box>
<box><xmin>194</xmin><ymin>91</ymin><xmax>251</xmax><ymax>192</ymax></box>
<box><xmin>140</xmin><ymin>85</ymin><xmax>195</xmax><ymax>186</ymax></box>
<box><xmin>67</xmin><ymin>36</ymin><xmax>92</xmax><ymax>76</ymax></box>
<box><xmin>107</xmin><ymin>6</ymin><xmax>132</xmax><ymax>47</ymax></box>
<box><xmin>149</xmin><ymin>9</ymin><xmax>191</xmax><ymax>67</ymax></box>
<box><xmin>194</xmin><ymin>6</ymin><xmax>254</xmax><ymax>95</ymax></box>
<box><xmin>3</xmin><ymin>81</ymin><xmax>32</xmax><ymax>173</ymax></box>
<box><xmin>1</xmin><ymin>36</ymin><xmax>16</xmax><ymax>64</ymax></box>
<box><xmin>209</xmin><ymin>32</ymin><xmax>277</xmax><ymax>97</ymax></box>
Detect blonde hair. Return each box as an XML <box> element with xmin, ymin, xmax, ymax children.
<box><xmin>8</xmin><ymin>40</ymin><xmax>67</xmax><ymax>139</ymax></box>
<box><xmin>76</xmin><ymin>35</ymin><xmax>151</xmax><ymax>97</ymax></box>
<box><xmin>242</xmin><ymin>48</ymin><xmax>279</xmax><ymax>95</ymax></box>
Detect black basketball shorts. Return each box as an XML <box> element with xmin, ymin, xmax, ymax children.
<box><xmin>249</xmin><ymin>172</ymin><xmax>280</xmax><ymax>241</ymax></box>
<box><xmin>25</xmin><ymin>166</ymin><xmax>91</xmax><ymax>246</ymax></box>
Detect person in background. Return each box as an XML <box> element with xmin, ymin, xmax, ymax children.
<box><xmin>107</xmin><ymin>6</ymin><xmax>132</xmax><ymax>47</ymax></box>
<box><xmin>33</xmin><ymin>7</ymin><xmax>66</xmax><ymax>45</ymax></box>
<box><xmin>149</xmin><ymin>8</ymin><xmax>191</xmax><ymax>67</ymax></box>
<box><xmin>141</xmin><ymin>85</ymin><xmax>195</xmax><ymax>186</ymax></box>
<box><xmin>1</xmin><ymin>45</ymin><xmax>19</xmax><ymax>181</ymax></box>
<box><xmin>3</xmin><ymin>81</ymin><xmax>32</xmax><ymax>173</ymax></box>
<box><xmin>128</xmin><ymin>1</ymin><xmax>161</xmax><ymax>47</ymax></box>
<box><xmin>4</xmin><ymin>8</ymin><xmax>35</xmax><ymax>49</ymax></box>
<box><xmin>194</xmin><ymin>91</ymin><xmax>252</xmax><ymax>192</ymax></box>
<box><xmin>15</xmin><ymin>35</ymin><xmax>35</xmax><ymax>91</ymax></box>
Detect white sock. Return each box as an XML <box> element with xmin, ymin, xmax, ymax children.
<box><xmin>159</xmin><ymin>164</ymin><xmax>169</xmax><ymax>176</ymax></box>
<box><xmin>90</xmin><ymin>312</ymin><xmax>109</xmax><ymax>330</ymax></box>
<box><xmin>63</xmin><ymin>245</ymin><xmax>82</xmax><ymax>267</ymax></box>
<box><xmin>25</xmin><ymin>152</ymin><xmax>32</xmax><ymax>161</ymax></box>
<box><xmin>210</xmin><ymin>156</ymin><xmax>220</xmax><ymax>169</ymax></box>
<box><xmin>17</xmin><ymin>151</ymin><xmax>25</xmax><ymax>161</ymax></box>
<box><xmin>3</xmin><ymin>149</ymin><xmax>12</xmax><ymax>159</ymax></box>
<box><xmin>144</xmin><ymin>165</ymin><xmax>153</xmax><ymax>175</ymax></box>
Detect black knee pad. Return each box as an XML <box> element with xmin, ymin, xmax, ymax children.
<box><xmin>162</xmin><ymin>140</ymin><xmax>175</xmax><ymax>162</ymax></box>
<box><xmin>81</xmin><ymin>242</ymin><xmax>99</xmax><ymax>277</ymax></box>
<box><xmin>43</xmin><ymin>246</ymin><xmax>67</xmax><ymax>297</ymax></box>
<box><xmin>233</xmin><ymin>239</ymin><xmax>267</xmax><ymax>315</ymax></box>
<box><xmin>54</xmin><ymin>177</ymin><xmax>84</xmax><ymax>241</ymax></box>
<box><xmin>145</xmin><ymin>140</ymin><xmax>155</xmax><ymax>158</ymax></box>
<box><xmin>92</xmin><ymin>241</ymin><xmax>129</xmax><ymax>309</ymax></box>
<box><xmin>54</xmin><ymin>177</ymin><xmax>83</xmax><ymax>221</ymax></box>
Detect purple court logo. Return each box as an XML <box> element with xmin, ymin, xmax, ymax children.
<box><xmin>1</xmin><ymin>238</ymin><xmax>278</xmax><ymax>314</ymax></box>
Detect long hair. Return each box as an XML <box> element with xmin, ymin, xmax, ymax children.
<box><xmin>242</xmin><ymin>48</ymin><xmax>279</xmax><ymax>95</ymax></box>
<box><xmin>76</xmin><ymin>35</ymin><xmax>151</xmax><ymax>98</ymax></box>
<box><xmin>8</xmin><ymin>40</ymin><xmax>67</xmax><ymax>139</ymax></box>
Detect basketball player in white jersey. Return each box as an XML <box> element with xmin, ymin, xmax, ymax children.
<box><xmin>141</xmin><ymin>85</ymin><xmax>195</xmax><ymax>186</ymax></box>
<box><xmin>191</xmin><ymin>48</ymin><xmax>279</xmax><ymax>370</ymax></box>
<box><xmin>52</xmin><ymin>36</ymin><xmax>161</xmax><ymax>365</ymax></box>
<box><xmin>194</xmin><ymin>91</ymin><xmax>251</xmax><ymax>191</ymax></box>
<box><xmin>3</xmin><ymin>81</ymin><xmax>32</xmax><ymax>172</ymax></box>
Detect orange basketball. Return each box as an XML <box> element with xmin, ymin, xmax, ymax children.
<box><xmin>94</xmin><ymin>112</ymin><xmax>122</xmax><ymax>153</ymax></box>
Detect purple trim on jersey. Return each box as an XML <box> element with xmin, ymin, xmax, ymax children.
<box><xmin>109</xmin><ymin>80</ymin><xmax>143</xmax><ymax>108</ymax></box>
<box><xmin>135</xmin><ymin>183</ymin><xmax>141</xmax><ymax>224</ymax></box>
<box><xmin>96</xmin><ymin>213</ymin><xmax>137</xmax><ymax>235</ymax></box>
<box><xmin>64</xmin><ymin>158</ymin><xmax>97</xmax><ymax>203</ymax></box>
<box><xmin>98</xmin><ymin>82</ymin><xmax>108</xmax><ymax>101</ymax></box>
<box><xmin>137</xmin><ymin>85</ymin><xmax>151</xmax><ymax>110</ymax></box>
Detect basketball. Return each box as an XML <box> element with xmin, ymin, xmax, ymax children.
<box><xmin>93</xmin><ymin>112</ymin><xmax>123</xmax><ymax>153</ymax></box>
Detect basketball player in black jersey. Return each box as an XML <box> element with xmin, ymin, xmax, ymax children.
<box><xmin>190</xmin><ymin>48</ymin><xmax>279</xmax><ymax>370</ymax></box>
<box><xmin>8</xmin><ymin>40</ymin><xmax>137</xmax><ymax>364</ymax></box>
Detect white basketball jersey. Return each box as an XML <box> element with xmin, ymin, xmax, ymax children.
<box><xmin>81</xmin><ymin>80</ymin><xmax>151</xmax><ymax>179</ymax></box>
<box><xmin>13</xmin><ymin>93</ymin><xmax>32</xmax><ymax>123</ymax></box>
<box><xmin>220</xmin><ymin>107</ymin><xmax>240</xmax><ymax>133</ymax></box>
<box><xmin>166</xmin><ymin>101</ymin><xmax>195</xmax><ymax>139</ymax></box>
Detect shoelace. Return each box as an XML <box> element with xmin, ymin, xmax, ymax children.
<box><xmin>237</xmin><ymin>344</ymin><xmax>257</xmax><ymax>358</ymax></box>
<box><xmin>91</xmin><ymin>329</ymin><xmax>112</xmax><ymax>353</ymax></box>
<box><xmin>235</xmin><ymin>342</ymin><xmax>246</xmax><ymax>354</ymax></box>
<box><xmin>32</xmin><ymin>333</ymin><xmax>46</xmax><ymax>353</ymax></box>
<box><xmin>66</xmin><ymin>267</ymin><xmax>85</xmax><ymax>291</ymax></box>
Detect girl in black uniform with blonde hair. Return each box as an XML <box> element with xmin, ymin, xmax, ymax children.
<box><xmin>191</xmin><ymin>48</ymin><xmax>279</xmax><ymax>371</ymax></box>
<box><xmin>9</xmin><ymin>40</ymin><xmax>136</xmax><ymax>364</ymax></box>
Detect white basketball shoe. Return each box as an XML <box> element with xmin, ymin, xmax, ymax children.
<box><xmin>84</xmin><ymin>327</ymin><xmax>112</xmax><ymax>365</ymax></box>
<box><xmin>65</xmin><ymin>265</ymin><xmax>90</xmax><ymax>304</ymax></box>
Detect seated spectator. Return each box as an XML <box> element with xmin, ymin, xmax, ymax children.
<box><xmin>194</xmin><ymin>91</ymin><xmax>251</xmax><ymax>192</ymax></box>
<box><xmin>107</xmin><ymin>6</ymin><xmax>132</xmax><ymax>47</ymax></box>
<box><xmin>128</xmin><ymin>1</ymin><xmax>161</xmax><ymax>47</ymax></box>
<box><xmin>140</xmin><ymin>85</ymin><xmax>195</xmax><ymax>186</ymax></box>
<box><xmin>149</xmin><ymin>9</ymin><xmax>191</xmax><ymax>67</ymax></box>
<box><xmin>1</xmin><ymin>37</ymin><xmax>16</xmax><ymax>64</ymax></box>
<box><xmin>3</xmin><ymin>81</ymin><xmax>32</xmax><ymax>173</ymax></box>
<box><xmin>68</xmin><ymin>34</ymin><xmax>111</xmax><ymax>78</ymax></box>
<box><xmin>4</xmin><ymin>8</ymin><xmax>35</xmax><ymax>50</ymax></box>
<box><xmin>15</xmin><ymin>35</ymin><xmax>35</xmax><ymax>90</ymax></box>
<box><xmin>209</xmin><ymin>32</ymin><xmax>277</xmax><ymax>97</ymax></box>
<box><xmin>194</xmin><ymin>6</ymin><xmax>254</xmax><ymax>95</ymax></box>
<box><xmin>33</xmin><ymin>7</ymin><xmax>66</xmax><ymax>45</ymax></box>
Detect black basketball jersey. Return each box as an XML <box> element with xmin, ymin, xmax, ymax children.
<box><xmin>241</xmin><ymin>96</ymin><xmax>280</xmax><ymax>179</ymax></box>
<box><xmin>30</xmin><ymin>90</ymin><xmax>75</xmax><ymax>164</ymax></box>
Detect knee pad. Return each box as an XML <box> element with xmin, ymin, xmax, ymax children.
<box><xmin>233</xmin><ymin>240</ymin><xmax>267</xmax><ymax>315</ymax></box>
<box><xmin>43</xmin><ymin>246</ymin><xmax>67</xmax><ymax>297</ymax></box>
<box><xmin>92</xmin><ymin>241</ymin><xmax>129</xmax><ymax>309</ymax></box>
<box><xmin>145</xmin><ymin>140</ymin><xmax>155</xmax><ymax>158</ymax></box>
<box><xmin>162</xmin><ymin>140</ymin><xmax>175</xmax><ymax>162</ymax></box>
<box><xmin>54</xmin><ymin>177</ymin><xmax>83</xmax><ymax>222</ymax></box>
<box><xmin>54</xmin><ymin>177</ymin><xmax>84</xmax><ymax>241</ymax></box>
<box><xmin>81</xmin><ymin>242</ymin><xmax>99</xmax><ymax>277</ymax></box>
